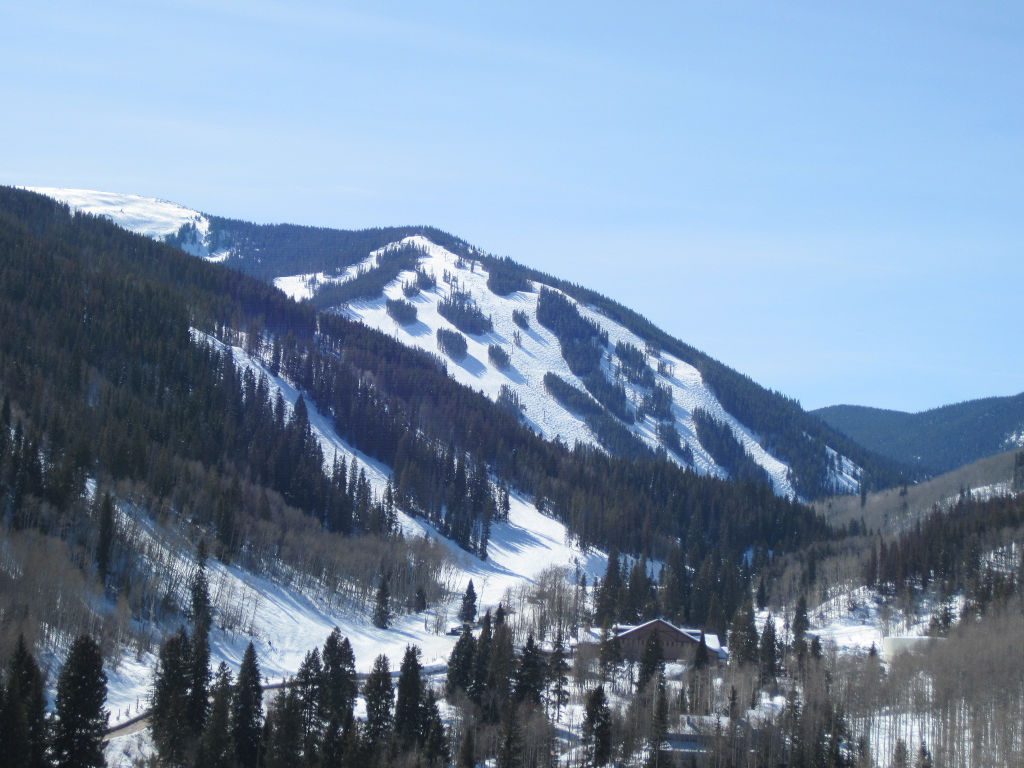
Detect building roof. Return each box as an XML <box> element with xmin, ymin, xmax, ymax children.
<box><xmin>613</xmin><ymin>618</ymin><xmax>728</xmax><ymax>657</ymax></box>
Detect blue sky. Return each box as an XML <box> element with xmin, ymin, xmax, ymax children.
<box><xmin>2</xmin><ymin>1</ymin><xmax>1021</xmax><ymax>411</ymax></box>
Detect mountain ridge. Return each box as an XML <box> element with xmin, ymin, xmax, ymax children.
<box><xmin>815</xmin><ymin>393</ymin><xmax>1024</xmax><ymax>474</ymax></box>
<box><xmin>27</xmin><ymin>186</ymin><xmax>912</xmax><ymax>499</ymax></box>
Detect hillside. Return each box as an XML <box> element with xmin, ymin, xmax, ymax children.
<box><xmin>815</xmin><ymin>393</ymin><xmax>1024</xmax><ymax>474</ymax></box>
<box><xmin>28</xmin><ymin>186</ymin><xmax>913</xmax><ymax>501</ymax></box>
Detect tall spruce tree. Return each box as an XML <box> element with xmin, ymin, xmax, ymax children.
<box><xmin>395</xmin><ymin>645</ymin><xmax>425</xmax><ymax>751</ymax></box>
<box><xmin>196</xmin><ymin>663</ymin><xmax>233</xmax><ymax>768</ymax></box>
<box><xmin>446</xmin><ymin>627</ymin><xmax>476</xmax><ymax>697</ymax></box>
<box><xmin>546</xmin><ymin>630</ymin><xmax>570</xmax><ymax>722</ymax></box>
<box><xmin>582</xmin><ymin>684</ymin><xmax>612</xmax><ymax>768</ymax></box>
<box><xmin>95</xmin><ymin>492</ymin><xmax>114</xmax><ymax>583</ymax></box>
<box><xmin>637</xmin><ymin>632</ymin><xmax>663</xmax><ymax>691</ymax></box>
<box><xmin>459</xmin><ymin>580</ymin><xmax>478</xmax><ymax>624</ymax></box>
<box><xmin>362</xmin><ymin>654</ymin><xmax>393</xmax><ymax>752</ymax></box>
<box><xmin>513</xmin><ymin>633</ymin><xmax>546</xmax><ymax>706</ymax></box>
<box><xmin>321</xmin><ymin>629</ymin><xmax>357</xmax><ymax>723</ymax></box>
<box><xmin>232</xmin><ymin>642</ymin><xmax>263</xmax><ymax>768</ymax></box>
<box><xmin>372</xmin><ymin>574</ymin><xmax>391</xmax><ymax>629</ymax></box>
<box><xmin>6</xmin><ymin>635</ymin><xmax>48</xmax><ymax>768</ymax></box>
<box><xmin>53</xmin><ymin>634</ymin><xmax>107</xmax><ymax>768</ymax></box>
<box><xmin>188</xmin><ymin>551</ymin><xmax>213</xmax><ymax>735</ymax></box>
<box><xmin>151</xmin><ymin>628</ymin><xmax>194</xmax><ymax>765</ymax></box>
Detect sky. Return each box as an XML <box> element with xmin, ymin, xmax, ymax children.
<box><xmin>1</xmin><ymin>1</ymin><xmax>1021</xmax><ymax>412</ymax></box>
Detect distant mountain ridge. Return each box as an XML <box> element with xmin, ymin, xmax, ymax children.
<box><xmin>28</xmin><ymin>186</ymin><xmax>913</xmax><ymax>499</ymax></box>
<box><xmin>814</xmin><ymin>394</ymin><xmax>1024</xmax><ymax>474</ymax></box>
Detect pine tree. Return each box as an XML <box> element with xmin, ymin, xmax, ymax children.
<box><xmin>637</xmin><ymin>632</ymin><xmax>663</xmax><ymax>691</ymax></box>
<box><xmin>372</xmin><ymin>574</ymin><xmax>391</xmax><ymax>629</ymax></box>
<box><xmin>95</xmin><ymin>492</ymin><xmax>114</xmax><ymax>583</ymax></box>
<box><xmin>495</xmin><ymin>709</ymin><xmax>523</xmax><ymax>768</ymax></box>
<box><xmin>582</xmin><ymin>685</ymin><xmax>612</xmax><ymax>767</ymax></box>
<box><xmin>151</xmin><ymin>628</ymin><xmax>194</xmax><ymax>765</ymax></box>
<box><xmin>421</xmin><ymin>690</ymin><xmax>449</xmax><ymax>767</ymax></box>
<box><xmin>321</xmin><ymin>629</ymin><xmax>357</xmax><ymax>722</ymax></box>
<box><xmin>891</xmin><ymin>739</ymin><xmax>910</xmax><ymax>768</ymax></box>
<box><xmin>0</xmin><ymin>676</ymin><xmax>31</xmax><ymax>768</ymax></box>
<box><xmin>595</xmin><ymin>552</ymin><xmax>622</xmax><ymax>626</ymax></box>
<box><xmin>647</xmin><ymin>674</ymin><xmax>669</xmax><ymax>768</ymax></box>
<box><xmin>264</xmin><ymin>688</ymin><xmax>303</xmax><ymax>768</ymax></box>
<box><xmin>546</xmin><ymin>630</ymin><xmax>570</xmax><ymax>722</ymax></box>
<box><xmin>598</xmin><ymin>622</ymin><xmax>622</xmax><ymax>678</ymax></box>
<box><xmin>485</xmin><ymin>620</ymin><xmax>515</xmax><ymax>722</ymax></box>
<box><xmin>694</xmin><ymin>631</ymin><xmax>710</xmax><ymax>670</ymax></box>
<box><xmin>456</xmin><ymin>726</ymin><xmax>475</xmax><ymax>768</ymax></box>
<box><xmin>759</xmin><ymin>616</ymin><xmax>778</xmax><ymax>683</ymax></box>
<box><xmin>395</xmin><ymin>645</ymin><xmax>425</xmax><ymax>751</ymax></box>
<box><xmin>362</xmin><ymin>654</ymin><xmax>393</xmax><ymax>752</ymax></box>
<box><xmin>232</xmin><ymin>642</ymin><xmax>263</xmax><ymax>768</ymax></box>
<box><xmin>915</xmin><ymin>742</ymin><xmax>934</xmax><ymax>768</ymax></box>
<box><xmin>470</xmin><ymin>611</ymin><xmax>492</xmax><ymax>704</ymax></box>
<box><xmin>53</xmin><ymin>634</ymin><xmax>107</xmax><ymax>768</ymax></box>
<box><xmin>459</xmin><ymin>580</ymin><xmax>478</xmax><ymax>624</ymax></box>
<box><xmin>792</xmin><ymin>595</ymin><xmax>810</xmax><ymax>646</ymax></box>
<box><xmin>6</xmin><ymin>635</ymin><xmax>48</xmax><ymax>768</ymax></box>
<box><xmin>446</xmin><ymin>627</ymin><xmax>476</xmax><ymax>697</ymax></box>
<box><xmin>294</xmin><ymin>648</ymin><xmax>324</xmax><ymax>760</ymax></box>
<box><xmin>189</xmin><ymin>551</ymin><xmax>213</xmax><ymax>735</ymax></box>
<box><xmin>196</xmin><ymin>664</ymin><xmax>233</xmax><ymax>768</ymax></box>
<box><xmin>513</xmin><ymin>633</ymin><xmax>546</xmax><ymax>706</ymax></box>
<box><xmin>728</xmin><ymin>601</ymin><xmax>759</xmax><ymax>667</ymax></box>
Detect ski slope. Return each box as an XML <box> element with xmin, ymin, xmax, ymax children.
<box><xmin>25</xmin><ymin>188</ymin><xmax>863</xmax><ymax>499</ymax></box>
<box><xmin>98</xmin><ymin>328</ymin><xmax>609</xmax><ymax>727</ymax></box>
<box><xmin>337</xmin><ymin>235</ymin><xmax>805</xmax><ymax>497</ymax></box>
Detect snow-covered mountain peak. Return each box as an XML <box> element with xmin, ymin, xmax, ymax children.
<box><xmin>24</xmin><ymin>186</ymin><xmax>230</xmax><ymax>262</ymax></box>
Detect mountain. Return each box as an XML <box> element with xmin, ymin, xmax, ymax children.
<box><xmin>28</xmin><ymin>187</ymin><xmax>912</xmax><ymax>501</ymax></box>
<box><xmin>815</xmin><ymin>394</ymin><xmax>1024</xmax><ymax>475</ymax></box>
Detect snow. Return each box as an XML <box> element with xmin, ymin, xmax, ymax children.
<box><xmin>335</xmin><ymin>235</ymin><xmax>803</xmax><ymax>498</ymax></box>
<box><xmin>96</xmin><ymin>327</ymin><xmax>608</xmax><ymax>725</ymax></box>
<box><xmin>272</xmin><ymin>248</ymin><xmax>382</xmax><ymax>301</ymax></box>
<box><xmin>25</xmin><ymin>187</ymin><xmax>230</xmax><ymax>262</ymax></box>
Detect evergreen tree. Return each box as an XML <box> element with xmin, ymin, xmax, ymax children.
<box><xmin>598</xmin><ymin>623</ymin><xmax>622</xmax><ymax>678</ymax></box>
<box><xmin>459</xmin><ymin>580</ymin><xmax>478</xmax><ymax>624</ymax></box>
<box><xmin>95</xmin><ymin>492</ymin><xmax>114</xmax><ymax>583</ymax></box>
<box><xmin>513</xmin><ymin>633</ymin><xmax>546</xmax><ymax>706</ymax></box>
<box><xmin>495</xmin><ymin>710</ymin><xmax>523</xmax><ymax>768</ymax></box>
<box><xmin>582</xmin><ymin>685</ymin><xmax>612</xmax><ymax>767</ymax></box>
<box><xmin>637</xmin><ymin>632</ymin><xmax>663</xmax><ymax>691</ymax></box>
<box><xmin>728</xmin><ymin>601</ymin><xmax>760</xmax><ymax>667</ymax></box>
<box><xmin>759</xmin><ymin>616</ymin><xmax>778</xmax><ymax>683</ymax></box>
<box><xmin>647</xmin><ymin>674</ymin><xmax>669</xmax><ymax>768</ymax></box>
<box><xmin>485</xmin><ymin>620</ymin><xmax>515</xmax><ymax>722</ymax></box>
<box><xmin>395</xmin><ymin>645</ymin><xmax>425</xmax><ymax>750</ymax></box>
<box><xmin>321</xmin><ymin>630</ymin><xmax>357</xmax><ymax>722</ymax></box>
<box><xmin>232</xmin><ymin>642</ymin><xmax>263</xmax><ymax>768</ymax></box>
<box><xmin>372</xmin><ymin>574</ymin><xmax>391</xmax><ymax>629</ymax></box>
<box><xmin>470</xmin><ymin>611</ymin><xmax>493</xmax><ymax>704</ymax></box>
<box><xmin>456</xmin><ymin>724</ymin><xmax>475</xmax><ymax>768</ymax></box>
<box><xmin>594</xmin><ymin>552</ymin><xmax>622</xmax><ymax>626</ymax></box>
<box><xmin>151</xmin><ymin>628</ymin><xmax>194</xmax><ymax>765</ymax></box>
<box><xmin>294</xmin><ymin>648</ymin><xmax>324</xmax><ymax>761</ymax></box>
<box><xmin>196</xmin><ymin>664</ymin><xmax>233</xmax><ymax>768</ymax></box>
<box><xmin>188</xmin><ymin>552</ymin><xmax>213</xmax><ymax>735</ymax></box>
<box><xmin>694</xmin><ymin>631</ymin><xmax>710</xmax><ymax>670</ymax></box>
<box><xmin>891</xmin><ymin>739</ymin><xmax>910</xmax><ymax>768</ymax></box>
<box><xmin>264</xmin><ymin>688</ymin><xmax>303</xmax><ymax>768</ymax></box>
<box><xmin>792</xmin><ymin>595</ymin><xmax>810</xmax><ymax>646</ymax></box>
<box><xmin>362</xmin><ymin>654</ymin><xmax>393</xmax><ymax>752</ymax></box>
<box><xmin>446</xmin><ymin>627</ymin><xmax>476</xmax><ymax>697</ymax></box>
<box><xmin>0</xmin><ymin>676</ymin><xmax>31</xmax><ymax>768</ymax></box>
<box><xmin>546</xmin><ymin>630</ymin><xmax>570</xmax><ymax>721</ymax></box>
<box><xmin>53</xmin><ymin>634</ymin><xmax>107</xmax><ymax>768</ymax></box>
<box><xmin>915</xmin><ymin>742</ymin><xmax>934</xmax><ymax>768</ymax></box>
<box><xmin>421</xmin><ymin>690</ymin><xmax>449</xmax><ymax>767</ymax></box>
<box><xmin>6</xmin><ymin>635</ymin><xmax>48</xmax><ymax>768</ymax></box>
